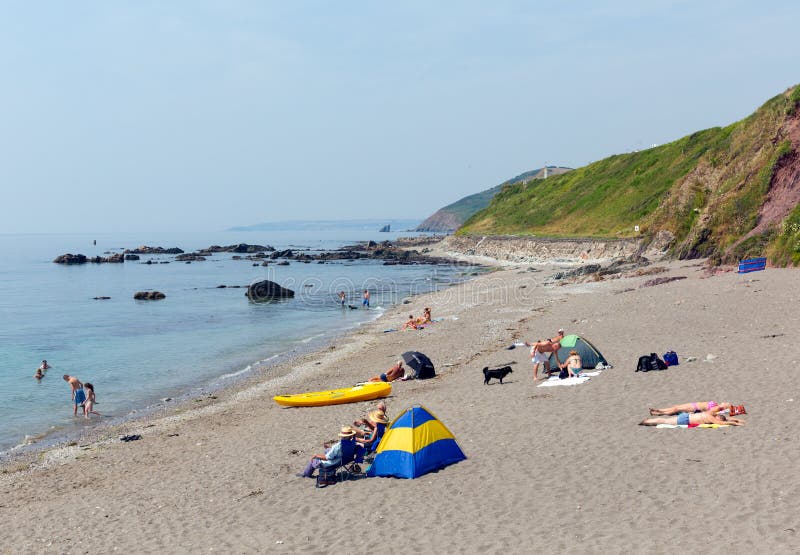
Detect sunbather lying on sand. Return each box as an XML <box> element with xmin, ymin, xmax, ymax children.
<box><xmin>639</xmin><ymin>410</ymin><xmax>745</xmax><ymax>427</ymax></box>
<box><xmin>649</xmin><ymin>401</ymin><xmax>733</xmax><ymax>416</ymax></box>
<box><xmin>368</xmin><ymin>361</ymin><xmax>405</xmax><ymax>383</ymax></box>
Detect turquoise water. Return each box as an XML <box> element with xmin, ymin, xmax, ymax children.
<box><xmin>0</xmin><ymin>229</ymin><xmax>470</xmax><ymax>453</ymax></box>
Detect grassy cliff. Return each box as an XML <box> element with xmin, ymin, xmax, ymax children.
<box><xmin>459</xmin><ymin>84</ymin><xmax>800</xmax><ymax>265</ymax></box>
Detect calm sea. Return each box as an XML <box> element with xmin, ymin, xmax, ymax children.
<box><xmin>0</xmin><ymin>227</ymin><xmax>471</xmax><ymax>454</ymax></box>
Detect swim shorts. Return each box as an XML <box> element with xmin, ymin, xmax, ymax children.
<box><xmin>379</xmin><ymin>373</ymin><xmax>388</xmax><ymax>382</ymax></box>
<box><xmin>532</xmin><ymin>351</ymin><xmax>549</xmax><ymax>364</ymax></box>
<box><xmin>677</xmin><ymin>412</ymin><xmax>690</xmax><ymax>426</ymax></box>
<box><xmin>74</xmin><ymin>388</ymin><xmax>86</xmax><ymax>405</ymax></box>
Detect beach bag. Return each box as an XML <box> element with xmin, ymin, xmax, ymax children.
<box><xmin>636</xmin><ymin>353</ymin><xmax>667</xmax><ymax>372</ymax></box>
<box><xmin>558</xmin><ymin>368</ymin><xmax>569</xmax><ymax>380</ymax></box>
<box><xmin>663</xmin><ymin>351</ymin><xmax>679</xmax><ymax>366</ymax></box>
<box><xmin>316</xmin><ymin>466</ymin><xmax>338</xmax><ymax>488</ymax></box>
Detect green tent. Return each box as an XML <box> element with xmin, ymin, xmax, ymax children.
<box><xmin>546</xmin><ymin>334</ymin><xmax>610</xmax><ymax>370</ymax></box>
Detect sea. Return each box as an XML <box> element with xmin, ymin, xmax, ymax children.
<box><xmin>0</xmin><ymin>224</ymin><xmax>473</xmax><ymax>455</ymax></box>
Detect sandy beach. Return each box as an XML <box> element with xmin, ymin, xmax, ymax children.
<box><xmin>2</xmin><ymin>258</ymin><xmax>799</xmax><ymax>554</ymax></box>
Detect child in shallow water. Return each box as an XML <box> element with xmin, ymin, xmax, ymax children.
<box><xmin>83</xmin><ymin>383</ymin><xmax>101</xmax><ymax>418</ymax></box>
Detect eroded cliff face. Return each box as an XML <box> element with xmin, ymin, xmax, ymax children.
<box><xmin>416</xmin><ymin>210</ymin><xmax>462</xmax><ymax>232</ymax></box>
<box><xmin>439</xmin><ymin>235</ymin><xmax>654</xmax><ymax>265</ymax></box>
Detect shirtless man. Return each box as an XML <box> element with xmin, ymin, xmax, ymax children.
<box><xmin>639</xmin><ymin>410</ymin><xmax>745</xmax><ymax>427</ymax></box>
<box><xmin>400</xmin><ymin>315</ymin><xmax>418</xmax><ymax>331</ymax></box>
<box><xmin>551</xmin><ymin>329</ymin><xmax>565</xmax><ymax>344</ymax></box>
<box><xmin>524</xmin><ymin>339</ymin><xmax>562</xmax><ymax>381</ymax></box>
<box><xmin>368</xmin><ymin>361</ymin><xmax>405</xmax><ymax>383</ymax></box>
<box><xmin>63</xmin><ymin>374</ymin><xmax>86</xmax><ymax>416</ymax></box>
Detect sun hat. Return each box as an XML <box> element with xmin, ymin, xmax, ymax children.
<box><xmin>338</xmin><ymin>426</ymin><xmax>357</xmax><ymax>438</ymax></box>
<box><xmin>368</xmin><ymin>410</ymin><xmax>389</xmax><ymax>424</ymax></box>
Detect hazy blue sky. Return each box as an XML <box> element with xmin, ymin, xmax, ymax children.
<box><xmin>2</xmin><ymin>1</ymin><xmax>798</xmax><ymax>233</ymax></box>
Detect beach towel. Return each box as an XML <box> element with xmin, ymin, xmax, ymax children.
<box><xmin>537</xmin><ymin>375</ymin><xmax>591</xmax><ymax>387</ymax></box>
<box><xmin>654</xmin><ymin>424</ymin><xmax>730</xmax><ymax>429</ymax></box>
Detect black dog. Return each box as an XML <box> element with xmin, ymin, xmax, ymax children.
<box><xmin>483</xmin><ymin>365</ymin><xmax>513</xmax><ymax>385</ymax></box>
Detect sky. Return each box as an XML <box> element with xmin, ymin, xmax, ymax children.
<box><xmin>1</xmin><ymin>0</ymin><xmax>799</xmax><ymax>233</ymax></box>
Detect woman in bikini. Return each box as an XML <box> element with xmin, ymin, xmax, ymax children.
<box><xmin>640</xmin><ymin>410</ymin><xmax>745</xmax><ymax>427</ymax></box>
<box><xmin>560</xmin><ymin>350</ymin><xmax>582</xmax><ymax>377</ymax></box>
<box><xmin>648</xmin><ymin>401</ymin><xmax>732</xmax><ymax>416</ymax></box>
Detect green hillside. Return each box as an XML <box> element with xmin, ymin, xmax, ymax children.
<box><xmin>415</xmin><ymin>167</ymin><xmax>571</xmax><ymax>232</ymax></box>
<box><xmin>459</xmin><ymin>84</ymin><xmax>800</xmax><ymax>265</ymax></box>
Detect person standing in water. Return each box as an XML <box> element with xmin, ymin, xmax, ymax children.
<box><xmin>362</xmin><ymin>289</ymin><xmax>370</xmax><ymax>308</ymax></box>
<box><xmin>83</xmin><ymin>383</ymin><xmax>101</xmax><ymax>418</ymax></box>
<box><xmin>338</xmin><ymin>291</ymin><xmax>346</xmax><ymax>307</ymax></box>
<box><xmin>63</xmin><ymin>374</ymin><xmax>86</xmax><ymax>416</ymax></box>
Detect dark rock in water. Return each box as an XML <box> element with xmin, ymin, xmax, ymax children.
<box><xmin>93</xmin><ymin>296</ymin><xmax>111</xmax><ymax>300</ymax></box>
<box><xmin>125</xmin><ymin>246</ymin><xmax>184</xmax><ymax>255</ymax></box>
<box><xmin>217</xmin><ymin>285</ymin><xmax>227</xmax><ymax>288</ymax></box>
<box><xmin>54</xmin><ymin>253</ymin><xmax>87</xmax><ymax>264</ymax></box>
<box><xmin>379</xmin><ymin>224</ymin><xmax>391</xmax><ymax>232</ymax></box>
<box><xmin>175</xmin><ymin>253</ymin><xmax>206</xmax><ymax>262</ymax></box>
<box><xmin>133</xmin><ymin>291</ymin><xmax>166</xmax><ymax>300</ymax></box>
<box><xmin>277</xmin><ymin>261</ymin><xmax>290</xmax><ymax>266</ymax></box>
<box><xmin>160</xmin><ymin>261</ymin><xmax>170</xmax><ymax>264</ymax></box>
<box><xmin>252</xmin><ymin>263</ymin><xmax>259</xmax><ymax>266</ymax></box>
<box><xmin>205</xmin><ymin>244</ymin><xmax>275</xmax><ymax>253</ymax></box>
<box><xmin>246</xmin><ymin>280</ymin><xmax>295</xmax><ymax>301</ymax></box>
<box><xmin>270</xmin><ymin>249</ymin><xmax>294</xmax><ymax>259</ymax></box>
<box><xmin>145</xmin><ymin>260</ymin><xmax>153</xmax><ymax>265</ymax></box>
<box><xmin>125</xmin><ymin>254</ymin><xmax>140</xmax><ymax>261</ymax></box>
<box><xmin>261</xmin><ymin>261</ymin><xmax>270</xmax><ymax>266</ymax></box>
<box><xmin>367</xmin><ymin>240</ymin><xmax>378</xmax><ymax>248</ymax></box>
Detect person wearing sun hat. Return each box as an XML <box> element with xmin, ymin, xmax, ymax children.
<box><xmin>356</xmin><ymin>410</ymin><xmax>389</xmax><ymax>451</ymax></box>
<box><xmin>299</xmin><ymin>426</ymin><xmax>357</xmax><ymax>478</ymax></box>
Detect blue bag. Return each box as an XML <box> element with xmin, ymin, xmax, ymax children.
<box><xmin>663</xmin><ymin>351</ymin><xmax>679</xmax><ymax>366</ymax></box>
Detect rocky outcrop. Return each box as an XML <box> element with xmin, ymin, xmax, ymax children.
<box><xmin>124</xmin><ymin>254</ymin><xmax>140</xmax><ymax>261</ymax></box>
<box><xmin>246</xmin><ymin>280</ymin><xmax>295</xmax><ymax>301</ymax></box>
<box><xmin>125</xmin><ymin>246</ymin><xmax>184</xmax><ymax>255</ymax></box>
<box><xmin>54</xmin><ymin>253</ymin><xmax>125</xmax><ymax>264</ymax></box>
<box><xmin>175</xmin><ymin>253</ymin><xmax>207</xmax><ymax>262</ymax></box>
<box><xmin>205</xmin><ymin>244</ymin><xmax>275</xmax><ymax>253</ymax></box>
<box><xmin>54</xmin><ymin>254</ymin><xmax>88</xmax><ymax>264</ymax></box>
<box><xmin>133</xmin><ymin>291</ymin><xmax>166</xmax><ymax>300</ymax></box>
<box><xmin>438</xmin><ymin>235</ymin><xmax>645</xmax><ymax>265</ymax></box>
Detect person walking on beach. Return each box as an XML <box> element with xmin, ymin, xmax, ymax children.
<box><xmin>339</xmin><ymin>291</ymin><xmax>346</xmax><ymax>307</ymax></box>
<box><xmin>362</xmin><ymin>289</ymin><xmax>370</xmax><ymax>308</ymax></box>
<box><xmin>83</xmin><ymin>382</ymin><xmax>101</xmax><ymax>419</ymax></box>
<box><xmin>63</xmin><ymin>374</ymin><xmax>86</xmax><ymax>416</ymax></box>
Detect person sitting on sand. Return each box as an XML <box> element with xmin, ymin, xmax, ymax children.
<box><xmin>299</xmin><ymin>426</ymin><xmax>357</xmax><ymax>478</ymax></box>
<box><xmin>524</xmin><ymin>339</ymin><xmax>562</xmax><ymax>381</ymax></box>
<box><xmin>355</xmin><ymin>410</ymin><xmax>389</xmax><ymax>451</ymax></box>
<box><xmin>560</xmin><ymin>350</ymin><xmax>582</xmax><ymax>377</ymax></box>
<box><xmin>648</xmin><ymin>401</ymin><xmax>733</xmax><ymax>416</ymax></box>
<box><xmin>63</xmin><ymin>374</ymin><xmax>86</xmax><ymax>416</ymax></box>
<box><xmin>34</xmin><ymin>368</ymin><xmax>44</xmax><ymax>380</ymax></box>
<box><xmin>401</xmin><ymin>315</ymin><xmax>418</xmax><ymax>331</ymax></box>
<box><xmin>416</xmin><ymin>307</ymin><xmax>432</xmax><ymax>326</ymax></box>
<box><xmin>639</xmin><ymin>410</ymin><xmax>745</xmax><ymax>427</ymax></box>
<box><xmin>368</xmin><ymin>361</ymin><xmax>405</xmax><ymax>383</ymax></box>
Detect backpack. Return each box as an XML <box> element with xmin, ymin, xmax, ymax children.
<box><xmin>636</xmin><ymin>353</ymin><xmax>667</xmax><ymax>372</ymax></box>
<box><xmin>663</xmin><ymin>351</ymin><xmax>679</xmax><ymax>366</ymax></box>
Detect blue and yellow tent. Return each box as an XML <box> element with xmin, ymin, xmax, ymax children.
<box><xmin>367</xmin><ymin>405</ymin><xmax>466</xmax><ymax>479</ymax></box>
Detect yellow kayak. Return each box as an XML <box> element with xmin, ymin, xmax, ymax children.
<box><xmin>273</xmin><ymin>382</ymin><xmax>391</xmax><ymax>407</ymax></box>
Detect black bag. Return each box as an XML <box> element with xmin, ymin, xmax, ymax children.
<box><xmin>316</xmin><ymin>466</ymin><xmax>338</xmax><ymax>488</ymax></box>
<box><xmin>636</xmin><ymin>353</ymin><xmax>667</xmax><ymax>372</ymax></box>
<box><xmin>558</xmin><ymin>368</ymin><xmax>569</xmax><ymax>380</ymax></box>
